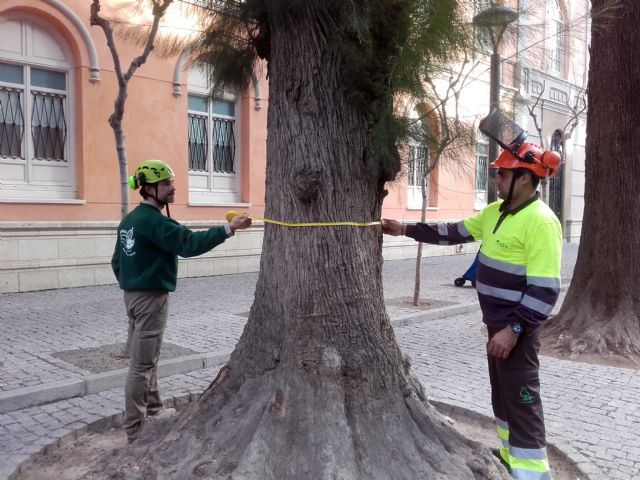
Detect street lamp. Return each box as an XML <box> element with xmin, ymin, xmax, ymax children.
<box><xmin>473</xmin><ymin>4</ymin><xmax>519</xmax><ymax>202</ymax></box>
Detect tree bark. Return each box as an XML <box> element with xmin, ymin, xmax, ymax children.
<box><xmin>543</xmin><ymin>0</ymin><xmax>640</xmax><ymax>360</ymax></box>
<box><xmin>97</xmin><ymin>5</ymin><xmax>508</xmax><ymax>479</ymax></box>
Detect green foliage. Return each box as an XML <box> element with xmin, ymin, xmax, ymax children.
<box><xmin>195</xmin><ymin>37</ymin><xmax>257</xmax><ymax>96</ymax></box>
<box><xmin>194</xmin><ymin>0</ymin><xmax>467</xmax><ymax>180</ymax></box>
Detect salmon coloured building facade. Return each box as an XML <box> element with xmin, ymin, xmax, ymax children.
<box><xmin>0</xmin><ymin>0</ymin><xmax>587</xmax><ymax>293</ymax></box>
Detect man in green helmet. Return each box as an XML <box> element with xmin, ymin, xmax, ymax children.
<box><xmin>111</xmin><ymin>159</ymin><xmax>251</xmax><ymax>444</ymax></box>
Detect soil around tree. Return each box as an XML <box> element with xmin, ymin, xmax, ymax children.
<box><xmin>13</xmin><ymin>403</ymin><xmax>587</xmax><ymax>480</ymax></box>
<box><xmin>540</xmin><ymin>340</ymin><xmax>640</xmax><ymax>370</ymax></box>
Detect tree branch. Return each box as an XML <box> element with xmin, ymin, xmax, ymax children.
<box><xmin>90</xmin><ymin>0</ymin><xmax>125</xmax><ymax>86</ymax></box>
<box><xmin>124</xmin><ymin>0</ymin><xmax>173</xmax><ymax>82</ymax></box>
<box><xmin>563</xmin><ymin>88</ymin><xmax>587</xmax><ymax>140</ymax></box>
<box><xmin>525</xmin><ymin>81</ymin><xmax>546</xmax><ymax>148</ymax></box>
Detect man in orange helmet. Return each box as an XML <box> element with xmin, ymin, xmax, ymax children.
<box><xmin>383</xmin><ymin>141</ymin><xmax>562</xmax><ymax>480</ymax></box>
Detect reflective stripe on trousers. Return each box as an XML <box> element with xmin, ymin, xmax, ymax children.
<box><xmin>495</xmin><ymin>417</ymin><xmax>552</xmax><ymax>479</ymax></box>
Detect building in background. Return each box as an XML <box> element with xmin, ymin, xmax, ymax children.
<box><xmin>0</xmin><ymin>0</ymin><xmax>588</xmax><ymax>293</ymax></box>
<box><xmin>470</xmin><ymin>0</ymin><xmax>588</xmax><ymax>242</ymax></box>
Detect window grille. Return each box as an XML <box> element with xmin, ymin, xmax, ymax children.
<box><xmin>548</xmin><ymin>130</ymin><xmax>563</xmax><ymax>219</ymax></box>
<box><xmin>0</xmin><ymin>64</ymin><xmax>68</xmax><ymax>162</ymax></box>
<box><xmin>31</xmin><ymin>92</ymin><xmax>66</xmax><ymax>161</ymax></box>
<box><xmin>187</xmin><ymin>94</ymin><xmax>236</xmax><ymax>175</ymax></box>
<box><xmin>212</xmin><ymin>117</ymin><xmax>235</xmax><ymax>173</ymax></box>
<box><xmin>0</xmin><ymin>18</ymin><xmax>75</xmax><ymax>200</ymax></box>
<box><xmin>0</xmin><ymin>87</ymin><xmax>24</xmax><ymax>158</ymax></box>
<box><xmin>408</xmin><ymin>145</ymin><xmax>427</xmax><ymax>187</ymax></box>
<box><xmin>188</xmin><ymin>113</ymin><xmax>207</xmax><ymax>171</ymax></box>
<box><xmin>476</xmin><ymin>142</ymin><xmax>488</xmax><ymax>191</ymax></box>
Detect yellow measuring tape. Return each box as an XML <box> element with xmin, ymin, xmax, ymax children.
<box><xmin>226</xmin><ymin>210</ymin><xmax>380</xmax><ymax>227</ymax></box>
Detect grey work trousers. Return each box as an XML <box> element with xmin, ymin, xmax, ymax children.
<box><xmin>122</xmin><ymin>290</ymin><xmax>168</xmax><ymax>441</ymax></box>
<box><xmin>487</xmin><ymin>326</ymin><xmax>546</xmax><ymax>448</ymax></box>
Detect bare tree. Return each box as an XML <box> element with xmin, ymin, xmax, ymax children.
<box><xmin>542</xmin><ymin>0</ymin><xmax>640</xmax><ymax>363</ymax></box>
<box><xmin>90</xmin><ymin>0</ymin><xmax>173</xmax><ymax>218</ymax></box>
<box><xmin>409</xmin><ymin>56</ymin><xmax>478</xmax><ymax>306</ymax></box>
<box><xmin>523</xmin><ymin>82</ymin><xmax>587</xmax><ymax>203</ymax></box>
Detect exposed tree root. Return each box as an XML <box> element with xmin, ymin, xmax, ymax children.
<box><xmin>93</xmin><ymin>352</ymin><xmax>509</xmax><ymax>480</ymax></box>
<box><xmin>543</xmin><ymin>298</ymin><xmax>640</xmax><ymax>366</ymax></box>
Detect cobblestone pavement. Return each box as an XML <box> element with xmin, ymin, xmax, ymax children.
<box><xmin>2</xmin><ymin>244</ymin><xmax>639</xmax><ymax>479</ymax></box>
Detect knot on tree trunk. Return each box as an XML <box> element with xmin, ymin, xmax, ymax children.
<box><xmin>293</xmin><ymin>166</ymin><xmax>323</xmax><ymax>203</ymax></box>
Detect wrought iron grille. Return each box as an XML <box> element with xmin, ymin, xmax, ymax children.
<box><xmin>212</xmin><ymin>117</ymin><xmax>235</xmax><ymax>173</ymax></box>
<box><xmin>476</xmin><ymin>142</ymin><xmax>488</xmax><ymax>191</ymax></box>
<box><xmin>0</xmin><ymin>87</ymin><xmax>24</xmax><ymax>158</ymax></box>
<box><xmin>549</xmin><ymin>168</ymin><xmax>563</xmax><ymax>219</ymax></box>
<box><xmin>408</xmin><ymin>145</ymin><xmax>427</xmax><ymax>187</ymax></box>
<box><xmin>548</xmin><ymin>131</ymin><xmax>563</xmax><ymax>219</ymax></box>
<box><xmin>188</xmin><ymin>113</ymin><xmax>208</xmax><ymax>171</ymax></box>
<box><xmin>31</xmin><ymin>92</ymin><xmax>66</xmax><ymax>161</ymax></box>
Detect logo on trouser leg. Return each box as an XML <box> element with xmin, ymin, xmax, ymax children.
<box><xmin>519</xmin><ymin>386</ymin><xmax>534</xmax><ymax>404</ymax></box>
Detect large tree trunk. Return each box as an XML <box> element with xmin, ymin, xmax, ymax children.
<box><xmin>97</xmin><ymin>6</ymin><xmax>507</xmax><ymax>479</ymax></box>
<box><xmin>543</xmin><ymin>0</ymin><xmax>640</xmax><ymax>360</ymax></box>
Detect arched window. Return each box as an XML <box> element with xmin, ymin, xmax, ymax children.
<box><xmin>547</xmin><ymin>0</ymin><xmax>564</xmax><ymax>75</ymax></box>
<box><xmin>0</xmin><ymin>15</ymin><xmax>75</xmax><ymax>201</ymax></box>
<box><xmin>550</xmin><ymin>129</ymin><xmax>563</xmax><ymax>155</ymax></box>
<box><xmin>187</xmin><ymin>63</ymin><xmax>241</xmax><ymax>204</ymax></box>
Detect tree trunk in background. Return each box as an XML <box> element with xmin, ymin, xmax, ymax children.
<box><xmin>543</xmin><ymin>0</ymin><xmax>640</xmax><ymax>360</ymax></box>
<box><xmin>100</xmin><ymin>6</ymin><xmax>507</xmax><ymax>479</ymax></box>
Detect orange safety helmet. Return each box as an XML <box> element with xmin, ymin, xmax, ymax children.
<box><xmin>490</xmin><ymin>142</ymin><xmax>561</xmax><ymax>178</ymax></box>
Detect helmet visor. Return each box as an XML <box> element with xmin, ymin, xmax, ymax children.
<box><xmin>479</xmin><ymin>108</ymin><xmax>527</xmax><ymax>150</ymax></box>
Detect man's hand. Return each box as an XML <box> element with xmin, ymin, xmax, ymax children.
<box><xmin>381</xmin><ymin>219</ymin><xmax>404</xmax><ymax>236</ymax></box>
<box><xmin>487</xmin><ymin>325</ymin><xmax>519</xmax><ymax>359</ymax></box>
<box><xmin>229</xmin><ymin>213</ymin><xmax>252</xmax><ymax>232</ymax></box>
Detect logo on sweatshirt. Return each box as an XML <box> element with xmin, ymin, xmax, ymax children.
<box><xmin>120</xmin><ymin>227</ymin><xmax>136</xmax><ymax>256</ymax></box>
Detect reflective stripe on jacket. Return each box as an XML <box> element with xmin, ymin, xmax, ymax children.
<box><xmin>405</xmin><ymin>194</ymin><xmax>562</xmax><ymax>330</ymax></box>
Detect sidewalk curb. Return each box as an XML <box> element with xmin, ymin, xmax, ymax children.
<box><xmin>7</xmin><ymin>393</ymin><xmax>600</xmax><ymax>480</ymax></box>
<box><xmin>390</xmin><ymin>302</ymin><xmax>480</xmax><ymax>328</ymax></box>
<box><xmin>0</xmin><ymin>351</ymin><xmax>232</xmax><ymax>414</ymax></box>
<box><xmin>0</xmin><ymin>302</ymin><xmax>477</xmax><ymax>414</ymax></box>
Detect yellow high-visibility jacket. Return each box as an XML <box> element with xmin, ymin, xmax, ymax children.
<box><xmin>405</xmin><ymin>193</ymin><xmax>562</xmax><ymax>330</ymax></box>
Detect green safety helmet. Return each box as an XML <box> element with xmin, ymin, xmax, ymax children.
<box><xmin>128</xmin><ymin>160</ymin><xmax>175</xmax><ymax>190</ymax></box>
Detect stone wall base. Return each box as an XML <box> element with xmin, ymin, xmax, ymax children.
<box><xmin>1</xmin><ymin>221</ymin><xmax>480</xmax><ymax>293</ymax></box>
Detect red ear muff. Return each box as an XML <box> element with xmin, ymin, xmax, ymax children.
<box><xmin>541</xmin><ymin>151</ymin><xmax>561</xmax><ymax>174</ymax></box>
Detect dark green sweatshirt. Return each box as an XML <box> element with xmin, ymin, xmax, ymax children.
<box><xmin>111</xmin><ymin>203</ymin><xmax>229</xmax><ymax>292</ymax></box>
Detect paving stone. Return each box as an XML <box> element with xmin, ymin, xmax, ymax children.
<box><xmin>1</xmin><ymin>244</ymin><xmax>638</xmax><ymax>480</ymax></box>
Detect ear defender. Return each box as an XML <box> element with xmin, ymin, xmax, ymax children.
<box><xmin>128</xmin><ymin>175</ymin><xmax>138</xmax><ymax>190</ymax></box>
<box><xmin>128</xmin><ymin>172</ymin><xmax>146</xmax><ymax>190</ymax></box>
<box><xmin>541</xmin><ymin>151</ymin><xmax>562</xmax><ymax>170</ymax></box>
